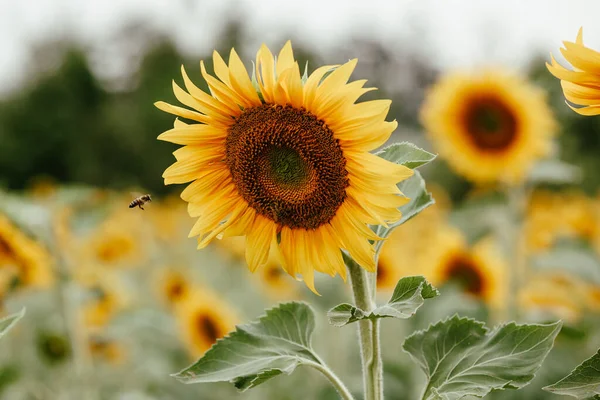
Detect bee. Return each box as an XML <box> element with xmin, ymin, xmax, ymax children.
<box><xmin>129</xmin><ymin>193</ymin><xmax>152</xmax><ymax>210</ymax></box>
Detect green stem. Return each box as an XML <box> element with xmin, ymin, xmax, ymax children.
<box><xmin>347</xmin><ymin>256</ymin><xmax>383</xmax><ymax>400</ymax></box>
<box><xmin>506</xmin><ymin>185</ymin><xmax>528</xmax><ymax>322</ymax></box>
<box><xmin>307</xmin><ymin>361</ymin><xmax>355</xmax><ymax>400</ymax></box>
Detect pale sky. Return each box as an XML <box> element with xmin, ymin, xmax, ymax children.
<box><xmin>1</xmin><ymin>0</ymin><xmax>599</xmax><ymax>94</ymax></box>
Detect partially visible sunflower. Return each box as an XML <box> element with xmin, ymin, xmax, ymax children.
<box><xmin>84</xmin><ymin>208</ymin><xmax>144</xmax><ymax>268</ymax></box>
<box><xmin>376</xmin><ymin>192</ymin><xmax>448</xmax><ymax>292</ymax></box>
<box><xmin>0</xmin><ymin>213</ymin><xmax>53</xmax><ymax>289</ymax></box>
<box><xmin>89</xmin><ymin>337</ymin><xmax>126</xmax><ymax>365</ymax></box>
<box><xmin>519</xmin><ymin>273</ymin><xmax>586</xmax><ymax>323</ymax></box>
<box><xmin>82</xmin><ymin>273</ymin><xmax>127</xmax><ymax>329</ymax></box>
<box><xmin>421</xmin><ymin>69</ymin><xmax>556</xmax><ymax>184</ymax></box>
<box><xmin>156</xmin><ymin>41</ymin><xmax>414</xmax><ymax>292</ymax></box>
<box><xmin>547</xmin><ymin>28</ymin><xmax>600</xmax><ymax>115</ymax></box>
<box><xmin>156</xmin><ymin>267</ymin><xmax>191</xmax><ymax>306</ymax></box>
<box><xmin>421</xmin><ymin>226</ymin><xmax>508</xmax><ymax>309</ymax></box>
<box><xmin>175</xmin><ymin>289</ymin><xmax>237</xmax><ymax>358</ymax></box>
<box><xmin>525</xmin><ymin>190</ymin><xmax>600</xmax><ymax>253</ymax></box>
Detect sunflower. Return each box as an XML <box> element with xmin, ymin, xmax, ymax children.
<box><xmin>156</xmin><ymin>267</ymin><xmax>191</xmax><ymax>306</ymax></box>
<box><xmin>0</xmin><ymin>213</ymin><xmax>53</xmax><ymax>289</ymax></box>
<box><xmin>421</xmin><ymin>226</ymin><xmax>508</xmax><ymax>309</ymax></box>
<box><xmin>175</xmin><ymin>289</ymin><xmax>237</xmax><ymax>358</ymax></box>
<box><xmin>547</xmin><ymin>28</ymin><xmax>600</xmax><ymax>115</ymax></box>
<box><xmin>376</xmin><ymin>192</ymin><xmax>448</xmax><ymax>292</ymax></box>
<box><xmin>89</xmin><ymin>337</ymin><xmax>126</xmax><ymax>365</ymax></box>
<box><xmin>525</xmin><ymin>190</ymin><xmax>600</xmax><ymax>253</ymax></box>
<box><xmin>82</xmin><ymin>273</ymin><xmax>126</xmax><ymax>329</ymax></box>
<box><xmin>421</xmin><ymin>69</ymin><xmax>556</xmax><ymax>184</ymax></box>
<box><xmin>156</xmin><ymin>42</ymin><xmax>413</xmax><ymax>292</ymax></box>
<box><xmin>84</xmin><ymin>207</ymin><xmax>143</xmax><ymax>268</ymax></box>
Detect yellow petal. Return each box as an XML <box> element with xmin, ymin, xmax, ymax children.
<box><xmin>245</xmin><ymin>216</ymin><xmax>276</xmax><ymax>272</ymax></box>
<box><xmin>561</xmin><ymin>42</ymin><xmax>600</xmax><ymax>75</ymax></box>
<box><xmin>154</xmin><ymin>101</ymin><xmax>213</xmax><ymax>124</ymax></box>
<box><xmin>256</xmin><ymin>44</ymin><xmax>276</xmax><ymax>103</ymax></box>
<box><xmin>197</xmin><ymin>202</ymin><xmax>247</xmax><ymax>248</ymax></box>
<box><xmin>567</xmin><ymin>103</ymin><xmax>600</xmax><ymax>115</ymax></box>
<box><xmin>212</xmin><ymin>50</ymin><xmax>231</xmax><ymax>86</ymax></box>
<box><xmin>199</xmin><ymin>61</ymin><xmax>249</xmax><ymax>110</ymax></box>
<box><xmin>278</xmin><ymin>63</ymin><xmax>304</xmax><ymax>108</ymax></box>
<box><xmin>276</xmin><ymin>41</ymin><xmax>295</xmax><ymax>76</ymax></box>
<box><xmin>303</xmin><ymin>64</ymin><xmax>338</xmax><ymax>110</ymax></box>
<box><xmin>157</xmin><ymin>125</ymin><xmax>227</xmax><ymax>145</ymax></box>
<box><xmin>181</xmin><ymin>65</ymin><xmax>240</xmax><ymax>116</ymax></box>
<box><xmin>228</xmin><ymin>48</ymin><xmax>261</xmax><ymax>106</ymax></box>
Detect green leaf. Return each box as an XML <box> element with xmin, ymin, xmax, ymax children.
<box><xmin>327</xmin><ymin>276</ymin><xmax>439</xmax><ymax>326</ymax></box>
<box><xmin>403</xmin><ymin>315</ymin><xmax>562</xmax><ymax>400</ymax></box>
<box><xmin>544</xmin><ymin>348</ymin><xmax>600</xmax><ymax>398</ymax></box>
<box><xmin>173</xmin><ymin>302</ymin><xmax>322</xmax><ymax>391</ymax></box>
<box><xmin>377</xmin><ymin>142</ymin><xmax>437</xmax><ymax>169</ymax></box>
<box><xmin>0</xmin><ymin>308</ymin><xmax>25</xmax><ymax>339</ymax></box>
<box><xmin>375</xmin><ymin>170</ymin><xmax>435</xmax><ymax>251</ymax></box>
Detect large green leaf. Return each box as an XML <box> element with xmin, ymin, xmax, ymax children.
<box><xmin>173</xmin><ymin>302</ymin><xmax>324</xmax><ymax>391</ymax></box>
<box><xmin>403</xmin><ymin>315</ymin><xmax>562</xmax><ymax>400</ymax></box>
<box><xmin>544</xmin><ymin>348</ymin><xmax>600</xmax><ymax>398</ymax></box>
<box><xmin>376</xmin><ymin>142</ymin><xmax>437</xmax><ymax>169</ymax></box>
<box><xmin>327</xmin><ymin>276</ymin><xmax>439</xmax><ymax>326</ymax></box>
<box><xmin>0</xmin><ymin>308</ymin><xmax>25</xmax><ymax>339</ymax></box>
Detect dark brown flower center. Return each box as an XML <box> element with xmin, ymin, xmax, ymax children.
<box><xmin>226</xmin><ymin>104</ymin><xmax>349</xmax><ymax>230</ymax></box>
<box><xmin>445</xmin><ymin>254</ymin><xmax>484</xmax><ymax>296</ymax></box>
<box><xmin>462</xmin><ymin>96</ymin><xmax>518</xmax><ymax>151</ymax></box>
<box><xmin>196</xmin><ymin>314</ymin><xmax>220</xmax><ymax>344</ymax></box>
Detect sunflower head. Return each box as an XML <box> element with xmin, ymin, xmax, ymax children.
<box><xmin>422</xmin><ymin>227</ymin><xmax>507</xmax><ymax>309</ymax></box>
<box><xmin>157</xmin><ymin>268</ymin><xmax>191</xmax><ymax>306</ymax></box>
<box><xmin>547</xmin><ymin>28</ymin><xmax>600</xmax><ymax>116</ymax></box>
<box><xmin>175</xmin><ymin>289</ymin><xmax>237</xmax><ymax>358</ymax></box>
<box><xmin>156</xmin><ymin>41</ymin><xmax>414</xmax><ymax>292</ymax></box>
<box><xmin>421</xmin><ymin>69</ymin><xmax>556</xmax><ymax>184</ymax></box>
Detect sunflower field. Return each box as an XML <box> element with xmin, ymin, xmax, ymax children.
<box><xmin>2</xmin><ymin>9</ymin><xmax>600</xmax><ymax>400</ymax></box>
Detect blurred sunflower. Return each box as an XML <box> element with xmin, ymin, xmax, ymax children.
<box><xmin>156</xmin><ymin>41</ymin><xmax>413</xmax><ymax>292</ymax></box>
<box><xmin>175</xmin><ymin>289</ymin><xmax>237</xmax><ymax>358</ymax></box>
<box><xmin>82</xmin><ymin>273</ymin><xmax>127</xmax><ymax>329</ymax></box>
<box><xmin>377</xmin><ymin>195</ymin><xmax>448</xmax><ymax>292</ymax></box>
<box><xmin>519</xmin><ymin>273</ymin><xmax>586</xmax><ymax>323</ymax></box>
<box><xmin>89</xmin><ymin>337</ymin><xmax>126</xmax><ymax>365</ymax></box>
<box><xmin>156</xmin><ymin>268</ymin><xmax>191</xmax><ymax>306</ymax></box>
<box><xmin>421</xmin><ymin>69</ymin><xmax>556</xmax><ymax>184</ymax></box>
<box><xmin>525</xmin><ymin>190</ymin><xmax>599</xmax><ymax>252</ymax></box>
<box><xmin>547</xmin><ymin>28</ymin><xmax>600</xmax><ymax>115</ymax></box>
<box><xmin>421</xmin><ymin>226</ymin><xmax>508</xmax><ymax>309</ymax></box>
<box><xmin>85</xmin><ymin>208</ymin><xmax>143</xmax><ymax>268</ymax></box>
<box><xmin>147</xmin><ymin>195</ymin><xmax>189</xmax><ymax>243</ymax></box>
<box><xmin>0</xmin><ymin>213</ymin><xmax>53</xmax><ymax>290</ymax></box>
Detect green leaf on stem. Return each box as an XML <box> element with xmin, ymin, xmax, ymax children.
<box><xmin>377</xmin><ymin>142</ymin><xmax>437</xmax><ymax>169</ymax></box>
<box><xmin>0</xmin><ymin>308</ymin><xmax>25</xmax><ymax>338</ymax></box>
<box><xmin>403</xmin><ymin>315</ymin><xmax>562</xmax><ymax>400</ymax></box>
<box><xmin>375</xmin><ymin>171</ymin><xmax>434</xmax><ymax>248</ymax></box>
<box><xmin>327</xmin><ymin>276</ymin><xmax>439</xmax><ymax>327</ymax></box>
<box><xmin>373</xmin><ymin>143</ymin><xmax>436</xmax><ymax>249</ymax></box>
<box><xmin>173</xmin><ymin>302</ymin><xmax>323</xmax><ymax>392</ymax></box>
<box><xmin>544</xmin><ymin>348</ymin><xmax>600</xmax><ymax>398</ymax></box>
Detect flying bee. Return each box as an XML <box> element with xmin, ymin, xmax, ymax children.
<box><xmin>129</xmin><ymin>193</ymin><xmax>152</xmax><ymax>210</ymax></box>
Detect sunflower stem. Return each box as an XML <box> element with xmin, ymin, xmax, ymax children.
<box><xmin>307</xmin><ymin>360</ymin><xmax>355</xmax><ymax>400</ymax></box>
<box><xmin>347</xmin><ymin>256</ymin><xmax>383</xmax><ymax>400</ymax></box>
<box><xmin>506</xmin><ymin>184</ymin><xmax>528</xmax><ymax>322</ymax></box>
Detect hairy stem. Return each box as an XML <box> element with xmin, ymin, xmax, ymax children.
<box><xmin>347</xmin><ymin>256</ymin><xmax>383</xmax><ymax>400</ymax></box>
<box><xmin>506</xmin><ymin>184</ymin><xmax>528</xmax><ymax>322</ymax></box>
<box><xmin>307</xmin><ymin>360</ymin><xmax>355</xmax><ymax>400</ymax></box>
